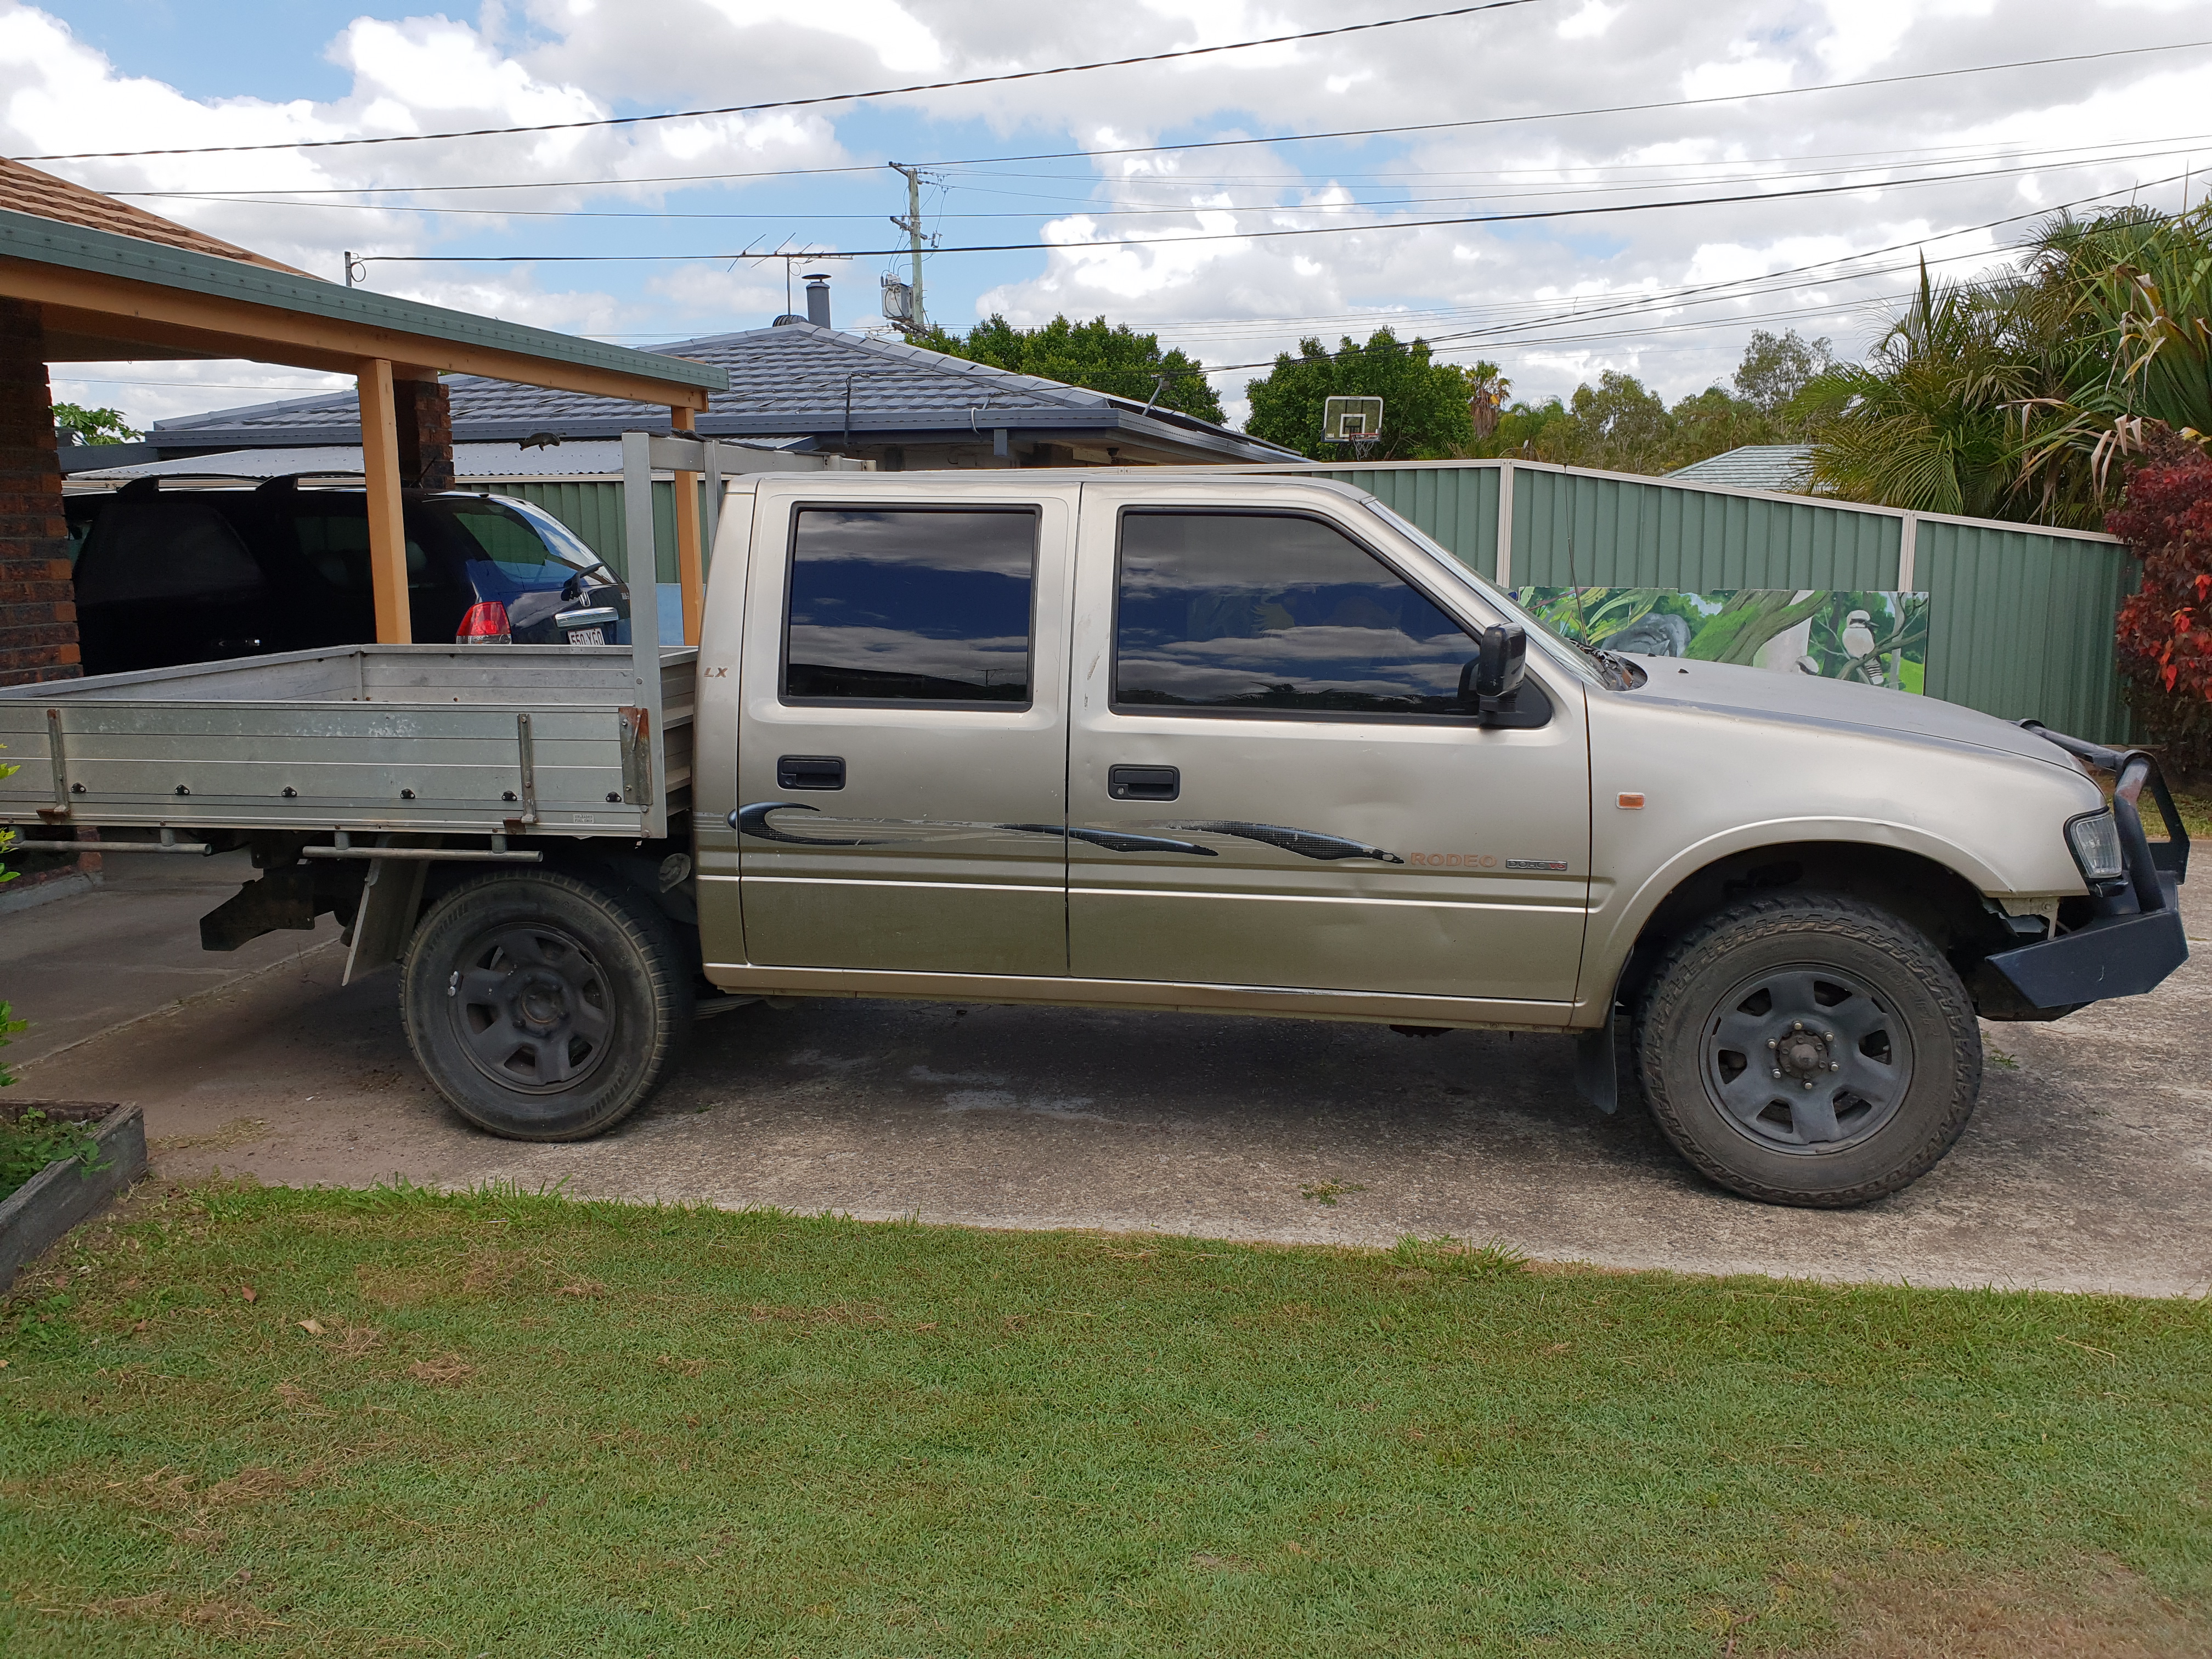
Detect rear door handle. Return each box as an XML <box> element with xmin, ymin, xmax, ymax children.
<box><xmin>776</xmin><ymin>754</ymin><xmax>845</xmax><ymax>790</ymax></box>
<box><xmin>1108</xmin><ymin>764</ymin><xmax>1180</xmax><ymax>802</ymax></box>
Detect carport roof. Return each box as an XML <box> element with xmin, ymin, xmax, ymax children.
<box><xmin>0</xmin><ymin>161</ymin><xmax>724</xmax><ymax>405</ymax></box>
<box><xmin>150</xmin><ymin>321</ymin><xmax>1300</xmax><ymax>465</ymax></box>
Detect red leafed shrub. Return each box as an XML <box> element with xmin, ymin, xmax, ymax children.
<box><xmin>2108</xmin><ymin>441</ymin><xmax>2212</xmax><ymax>772</ymax></box>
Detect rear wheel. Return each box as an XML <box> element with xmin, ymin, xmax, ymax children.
<box><xmin>1632</xmin><ymin>892</ymin><xmax>1980</xmax><ymax>1206</ymax></box>
<box><xmin>400</xmin><ymin>868</ymin><xmax>693</xmax><ymax>1141</ymax></box>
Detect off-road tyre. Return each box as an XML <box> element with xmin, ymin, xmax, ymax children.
<box><xmin>400</xmin><ymin>867</ymin><xmax>693</xmax><ymax>1141</ymax></box>
<box><xmin>1632</xmin><ymin>891</ymin><xmax>1980</xmax><ymax>1207</ymax></box>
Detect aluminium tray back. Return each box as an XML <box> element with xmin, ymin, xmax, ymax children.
<box><xmin>0</xmin><ymin>644</ymin><xmax>695</xmax><ymax>838</ymax></box>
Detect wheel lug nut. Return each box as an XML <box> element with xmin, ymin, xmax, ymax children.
<box><xmin>1803</xmin><ymin>1081</ymin><xmax>1814</xmax><ymax>1090</ymax></box>
<box><xmin>1771</xmin><ymin>1069</ymin><xmax>1782</xmax><ymax>1079</ymax></box>
<box><xmin>1792</xmin><ymin>1021</ymin><xmax>1803</xmax><ymax>1031</ymax></box>
<box><xmin>1768</xmin><ymin>1039</ymin><xmax>1778</xmax><ymax>1049</ymax></box>
<box><xmin>1830</xmin><ymin>1061</ymin><xmax>1840</xmax><ymax>1071</ymax></box>
<box><xmin>1822</xmin><ymin>1030</ymin><xmax>1834</xmax><ymax>1042</ymax></box>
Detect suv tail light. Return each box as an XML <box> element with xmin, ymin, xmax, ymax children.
<box><xmin>456</xmin><ymin>601</ymin><xmax>511</xmax><ymax>645</ymax></box>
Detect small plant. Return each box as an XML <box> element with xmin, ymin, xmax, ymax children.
<box><xmin>1299</xmin><ymin>1180</ymin><xmax>1367</xmax><ymax>1206</ymax></box>
<box><xmin>0</xmin><ymin>1106</ymin><xmax>108</xmax><ymax>1204</ymax></box>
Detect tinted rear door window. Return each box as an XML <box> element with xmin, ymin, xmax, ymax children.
<box><xmin>783</xmin><ymin>507</ymin><xmax>1037</xmax><ymax>706</ymax></box>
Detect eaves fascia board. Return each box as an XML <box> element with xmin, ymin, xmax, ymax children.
<box><xmin>0</xmin><ymin>208</ymin><xmax>726</xmax><ymax>393</ymax></box>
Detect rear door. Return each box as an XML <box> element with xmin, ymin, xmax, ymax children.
<box><xmin>1064</xmin><ymin>483</ymin><xmax>1590</xmax><ymax>1012</ymax></box>
<box><xmin>734</xmin><ymin>482</ymin><xmax>1077</xmax><ymax>977</ymax></box>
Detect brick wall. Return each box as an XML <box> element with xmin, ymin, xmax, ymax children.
<box><xmin>394</xmin><ymin>374</ymin><xmax>454</xmax><ymax>490</ymax></box>
<box><xmin>0</xmin><ymin>297</ymin><xmax>77</xmax><ymax>689</ymax></box>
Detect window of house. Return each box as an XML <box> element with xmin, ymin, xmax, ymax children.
<box><xmin>783</xmin><ymin>507</ymin><xmax>1037</xmax><ymax>705</ymax></box>
<box><xmin>1114</xmin><ymin>510</ymin><xmax>1479</xmax><ymax>716</ymax></box>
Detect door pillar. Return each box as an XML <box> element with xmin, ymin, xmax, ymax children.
<box><xmin>670</xmin><ymin>405</ymin><xmax>703</xmax><ymax>647</ymax></box>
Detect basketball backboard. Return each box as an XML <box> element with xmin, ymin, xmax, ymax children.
<box><xmin>1322</xmin><ymin>396</ymin><xmax>1384</xmax><ymax>442</ymax></box>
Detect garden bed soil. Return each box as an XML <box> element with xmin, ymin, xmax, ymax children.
<box><xmin>0</xmin><ymin>1101</ymin><xmax>143</xmax><ymax>1294</ymax></box>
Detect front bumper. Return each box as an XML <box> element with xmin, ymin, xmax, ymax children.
<box><xmin>1978</xmin><ymin>728</ymin><xmax>2191</xmax><ymax>1019</ymax></box>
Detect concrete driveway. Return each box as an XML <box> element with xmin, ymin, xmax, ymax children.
<box><xmin>11</xmin><ymin>851</ymin><xmax>2211</xmax><ymax>1297</ymax></box>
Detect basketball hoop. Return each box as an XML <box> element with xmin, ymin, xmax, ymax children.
<box><xmin>1322</xmin><ymin>396</ymin><xmax>1384</xmax><ymax>458</ymax></box>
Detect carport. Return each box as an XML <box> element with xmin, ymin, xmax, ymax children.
<box><xmin>0</xmin><ymin>159</ymin><xmax>726</xmax><ymax>684</ymax></box>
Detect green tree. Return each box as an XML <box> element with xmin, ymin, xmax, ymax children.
<box><xmin>1733</xmin><ymin>329</ymin><xmax>1835</xmax><ymax>415</ymax></box>
<box><xmin>1469</xmin><ymin>331</ymin><xmax>1834</xmax><ymax>475</ymax></box>
<box><xmin>922</xmin><ymin>315</ymin><xmax>1224</xmax><ymax>423</ymax></box>
<box><xmin>1242</xmin><ymin>328</ymin><xmax>1474</xmax><ymax>460</ymax></box>
<box><xmin>49</xmin><ymin>402</ymin><xmax>138</xmax><ymax>444</ymax></box>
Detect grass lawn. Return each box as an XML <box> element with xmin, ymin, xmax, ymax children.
<box><xmin>2</xmin><ymin>1183</ymin><xmax>2207</xmax><ymax>1658</ymax></box>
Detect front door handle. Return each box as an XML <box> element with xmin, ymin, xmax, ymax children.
<box><xmin>777</xmin><ymin>754</ymin><xmax>845</xmax><ymax>790</ymax></box>
<box><xmin>1108</xmin><ymin>764</ymin><xmax>1180</xmax><ymax>802</ymax></box>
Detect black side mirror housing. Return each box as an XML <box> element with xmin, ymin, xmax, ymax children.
<box><xmin>1460</xmin><ymin>623</ymin><xmax>1527</xmax><ymax>721</ymax></box>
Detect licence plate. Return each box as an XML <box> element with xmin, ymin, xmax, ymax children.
<box><xmin>566</xmin><ymin>627</ymin><xmax>606</xmax><ymax>646</ymax></box>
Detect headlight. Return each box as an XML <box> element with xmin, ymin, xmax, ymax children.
<box><xmin>2065</xmin><ymin>810</ymin><xmax>2124</xmax><ymax>883</ymax></box>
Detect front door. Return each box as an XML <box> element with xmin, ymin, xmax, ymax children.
<box><xmin>1065</xmin><ymin>495</ymin><xmax>1590</xmax><ymax>1011</ymax></box>
<box><xmin>735</xmin><ymin>487</ymin><xmax>1075</xmax><ymax>977</ymax></box>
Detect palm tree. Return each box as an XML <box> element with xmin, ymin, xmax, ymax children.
<box><xmin>1810</xmin><ymin>207</ymin><xmax>2212</xmax><ymax>529</ymax></box>
<box><xmin>1807</xmin><ymin>262</ymin><xmax>2053</xmax><ymax>520</ymax></box>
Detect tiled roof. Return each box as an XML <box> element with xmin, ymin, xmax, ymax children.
<box><xmin>0</xmin><ymin>156</ymin><xmax>308</xmax><ymax>275</ymax></box>
<box><xmin>1666</xmin><ymin>444</ymin><xmax>1816</xmax><ymax>492</ymax></box>
<box><xmin>151</xmin><ymin>322</ymin><xmax>1298</xmax><ymax>462</ymax></box>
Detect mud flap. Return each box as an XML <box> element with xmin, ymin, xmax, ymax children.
<box><xmin>1573</xmin><ymin>1022</ymin><xmax>1618</xmax><ymax>1115</ymax></box>
<box><xmin>343</xmin><ymin>855</ymin><xmax>431</xmax><ymax>984</ymax></box>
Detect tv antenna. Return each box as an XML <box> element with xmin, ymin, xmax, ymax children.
<box><xmin>735</xmin><ymin>240</ymin><xmax>854</xmax><ymax>318</ymax></box>
<box><xmin>1322</xmin><ymin>396</ymin><xmax>1384</xmax><ymax>459</ymax></box>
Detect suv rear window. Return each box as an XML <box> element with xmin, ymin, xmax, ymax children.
<box><xmin>428</xmin><ymin>499</ymin><xmax>566</xmax><ymax>584</ymax></box>
<box><xmin>73</xmin><ymin>500</ymin><xmax>266</xmax><ymax>605</ymax></box>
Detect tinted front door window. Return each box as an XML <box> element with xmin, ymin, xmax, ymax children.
<box><xmin>1115</xmin><ymin>511</ymin><xmax>1474</xmax><ymax>715</ymax></box>
<box><xmin>785</xmin><ymin>508</ymin><xmax>1036</xmax><ymax>704</ymax></box>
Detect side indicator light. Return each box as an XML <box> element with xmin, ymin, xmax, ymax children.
<box><xmin>1617</xmin><ymin>793</ymin><xmax>1645</xmax><ymax>809</ymax></box>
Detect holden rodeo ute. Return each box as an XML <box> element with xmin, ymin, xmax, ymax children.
<box><xmin>1</xmin><ymin>471</ymin><xmax>2187</xmax><ymax>1208</ymax></box>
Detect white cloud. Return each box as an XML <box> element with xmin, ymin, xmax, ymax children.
<box><xmin>2</xmin><ymin>0</ymin><xmax>2207</xmax><ymax>432</ymax></box>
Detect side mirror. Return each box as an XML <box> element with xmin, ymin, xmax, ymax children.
<box><xmin>1459</xmin><ymin>623</ymin><xmax>1527</xmax><ymax>721</ymax></box>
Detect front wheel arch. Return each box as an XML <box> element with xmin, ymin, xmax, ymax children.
<box><xmin>1603</xmin><ymin>840</ymin><xmax>2015</xmax><ymax>1022</ymax></box>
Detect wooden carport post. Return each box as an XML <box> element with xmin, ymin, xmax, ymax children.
<box><xmin>669</xmin><ymin>405</ymin><xmax>704</xmax><ymax>646</ymax></box>
<box><xmin>357</xmin><ymin>357</ymin><xmax>410</xmax><ymax>645</ymax></box>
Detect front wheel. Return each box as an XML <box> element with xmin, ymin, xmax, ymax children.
<box><xmin>400</xmin><ymin>868</ymin><xmax>693</xmax><ymax>1141</ymax></box>
<box><xmin>1632</xmin><ymin>893</ymin><xmax>1981</xmax><ymax>1207</ymax></box>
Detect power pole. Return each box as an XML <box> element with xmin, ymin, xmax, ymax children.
<box><xmin>888</xmin><ymin>163</ymin><xmax>929</xmax><ymax>335</ymax></box>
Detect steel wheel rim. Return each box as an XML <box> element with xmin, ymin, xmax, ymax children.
<box><xmin>1697</xmin><ymin>961</ymin><xmax>1915</xmax><ymax>1154</ymax></box>
<box><xmin>445</xmin><ymin>922</ymin><xmax>616</xmax><ymax>1095</ymax></box>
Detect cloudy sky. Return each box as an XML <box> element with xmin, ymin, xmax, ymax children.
<box><xmin>7</xmin><ymin>0</ymin><xmax>2209</xmax><ymax>432</ymax></box>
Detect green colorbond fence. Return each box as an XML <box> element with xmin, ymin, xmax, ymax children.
<box><xmin>492</xmin><ymin>460</ymin><xmax>2140</xmax><ymax>743</ymax></box>
<box><xmin>1313</xmin><ymin>460</ymin><xmax>2137</xmax><ymax>743</ymax></box>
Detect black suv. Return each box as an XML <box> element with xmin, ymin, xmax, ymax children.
<box><xmin>65</xmin><ymin>477</ymin><xmax>631</xmax><ymax>676</ymax></box>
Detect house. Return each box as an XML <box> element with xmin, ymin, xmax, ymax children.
<box><xmin>145</xmin><ymin>281</ymin><xmax>1297</xmax><ymax>471</ymax></box>
<box><xmin>1665</xmin><ymin>444</ymin><xmax>1816</xmax><ymax>492</ymax></box>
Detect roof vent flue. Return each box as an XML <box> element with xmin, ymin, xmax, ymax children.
<box><xmin>804</xmin><ymin>271</ymin><xmax>832</xmax><ymax>329</ymax></box>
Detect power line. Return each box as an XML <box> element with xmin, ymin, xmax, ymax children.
<box><xmin>137</xmin><ymin>137</ymin><xmax>2212</xmax><ymax>223</ymax></box>
<box><xmin>1099</xmin><ymin>168</ymin><xmax>2197</xmax><ymax>375</ymax></box>
<box><xmin>352</xmin><ymin>155</ymin><xmax>2183</xmax><ymax>267</ymax></box>
<box><xmin>10</xmin><ymin>0</ymin><xmax>1551</xmax><ymax>162</ymax></box>
<box><xmin>88</xmin><ymin>39</ymin><xmax>2212</xmax><ymax>194</ymax></box>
